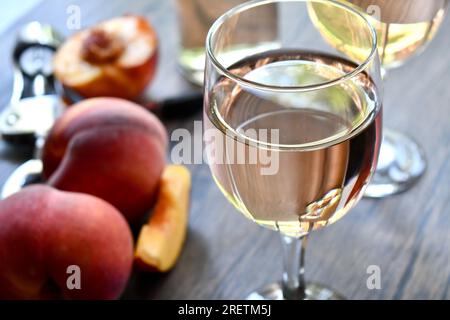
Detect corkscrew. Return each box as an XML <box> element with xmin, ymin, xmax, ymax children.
<box><xmin>0</xmin><ymin>21</ymin><xmax>64</xmax><ymax>145</ymax></box>
<box><xmin>1</xmin><ymin>22</ymin><xmax>64</xmax><ymax>198</ymax></box>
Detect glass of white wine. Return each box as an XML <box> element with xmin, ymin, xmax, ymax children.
<box><xmin>176</xmin><ymin>0</ymin><xmax>279</xmax><ymax>86</ymax></box>
<box><xmin>308</xmin><ymin>0</ymin><xmax>449</xmax><ymax>198</ymax></box>
<box><xmin>204</xmin><ymin>0</ymin><xmax>382</xmax><ymax>299</ymax></box>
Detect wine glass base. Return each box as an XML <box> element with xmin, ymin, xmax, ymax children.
<box><xmin>177</xmin><ymin>64</ymin><xmax>204</xmax><ymax>87</ymax></box>
<box><xmin>246</xmin><ymin>282</ymin><xmax>344</xmax><ymax>300</ymax></box>
<box><xmin>1</xmin><ymin>159</ymin><xmax>43</xmax><ymax>199</ymax></box>
<box><xmin>364</xmin><ymin>128</ymin><xmax>426</xmax><ymax>199</ymax></box>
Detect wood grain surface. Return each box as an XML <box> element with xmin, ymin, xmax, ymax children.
<box><xmin>0</xmin><ymin>0</ymin><xmax>449</xmax><ymax>300</ymax></box>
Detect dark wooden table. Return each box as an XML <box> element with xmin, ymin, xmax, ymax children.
<box><xmin>0</xmin><ymin>0</ymin><xmax>449</xmax><ymax>300</ymax></box>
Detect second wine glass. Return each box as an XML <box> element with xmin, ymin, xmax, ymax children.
<box><xmin>308</xmin><ymin>0</ymin><xmax>449</xmax><ymax>198</ymax></box>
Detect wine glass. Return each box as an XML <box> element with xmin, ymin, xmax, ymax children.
<box><xmin>176</xmin><ymin>0</ymin><xmax>278</xmax><ymax>86</ymax></box>
<box><xmin>204</xmin><ymin>0</ymin><xmax>382</xmax><ymax>299</ymax></box>
<box><xmin>308</xmin><ymin>0</ymin><xmax>449</xmax><ymax>198</ymax></box>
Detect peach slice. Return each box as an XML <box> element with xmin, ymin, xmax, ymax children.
<box><xmin>135</xmin><ymin>165</ymin><xmax>191</xmax><ymax>272</ymax></box>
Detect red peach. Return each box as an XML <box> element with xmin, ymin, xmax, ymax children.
<box><xmin>42</xmin><ymin>98</ymin><xmax>167</xmax><ymax>223</ymax></box>
<box><xmin>0</xmin><ymin>185</ymin><xmax>133</xmax><ymax>300</ymax></box>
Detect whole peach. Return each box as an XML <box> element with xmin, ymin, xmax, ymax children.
<box><xmin>42</xmin><ymin>98</ymin><xmax>167</xmax><ymax>223</ymax></box>
<box><xmin>0</xmin><ymin>185</ymin><xmax>133</xmax><ymax>300</ymax></box>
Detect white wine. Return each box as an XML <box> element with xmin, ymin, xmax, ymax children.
<box><xmin>205</xmin><ymin>50</ymin><xmax>382</xmax><ymax>237</ymax></box>
<box><xmin>178</xmin><ymin>47</ymin><xmax>206</xmax><ymax>86</ymax></box>
<box><xmin>179</xmin><ymin>42</ymin><xmax>279</xmax><ymax>85</ymax></box>
<box><xmin>176</xmin><ymin>0</ymin><xmax>278</xmax><ymax>85</ymax></box>
<box><xmin>308</xmin><ymin>0</ymin><xmax>448</xmax><ymax>69</ymax></box>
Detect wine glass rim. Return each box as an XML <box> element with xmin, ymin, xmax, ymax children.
<box><xmin>205</xmin><ymin>0</ymin><xmax>379</xmax><ymax>93</ymax></box>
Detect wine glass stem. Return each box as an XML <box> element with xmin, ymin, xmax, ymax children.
<box><xmin>33</xmin><ymin>134</ymin><xmax>46</xmax><ymax>160</ymax></box>
<box><xmin>281</xmin><ymin>234</ymin><xmax>308</xmax><ymax>300</ymax></box>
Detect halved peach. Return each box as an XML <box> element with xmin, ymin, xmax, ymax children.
<box><xmin>54</xmin><ymin>15</ymin><xmax>158</xmax><ymax>100</ymax></box>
